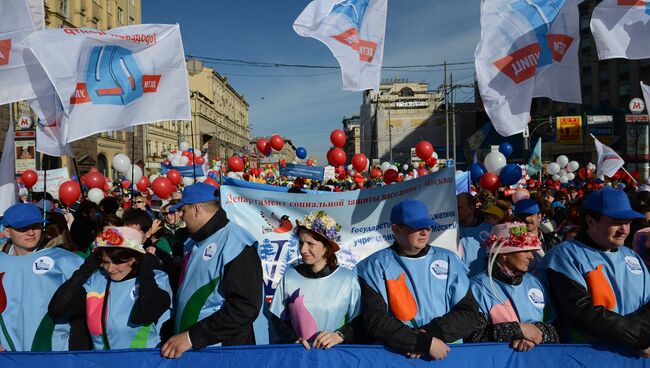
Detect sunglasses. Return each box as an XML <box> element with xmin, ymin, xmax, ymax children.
<box><xmin>134</xmin><ymin>201</ymin><xmax>145</xmax><ymax>204</ymax></box>
<box><xmin>162</xmin><ymin>211</ymin><xmax>177</xmax><ymax>216</ymax></box>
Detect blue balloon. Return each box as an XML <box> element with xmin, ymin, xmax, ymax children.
<box><xmin>71</xmin><ymin>175</ymin><xmax>78</xmax><ymax>181</ymax></box>
<box><xmin>499</xmin><ymin>142</ymin><xmax>514</xmax><ymax>158</ymax></box>
<box><xmin>499</xmin><ymin>163</ymin><xmax>522</xmax><ymax>186</ymax></box>
<box><xmin>469</xmin><ymin>163</ymin><xmax>486</xmax><ymax>183</ymax></box>
<box><xmin>295</xmin><ymin>147</ymin><xmax>307</xmax><ymax>160</ymax></box>
<box><xmin>188</xmin><ymin>148</ymin><xmax>193</xmax><ymax>152</ymax></box>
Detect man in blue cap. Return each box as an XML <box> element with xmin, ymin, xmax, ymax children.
<box><xmin>0</xmin><ymin>203</ymin><xmax>85</xmax><ymax>351</ymax></box>
<box><xmin>512</xmin><ymin>198</ymin><xmax>560</xmax><ymax>253</ymax></box>
<box><xmin>161</xmin><ymin>183</ymin><xmax>264</xmax><ymax>358</ymax></box>
<box><xmin>538</xmin><ymin>187</ymin><xmax>650</xmax><ymax>356</ymax></box>
<box><xmin>355</xmin><ymin>199</ymin><xmax>484</xmax><ymax>360</ymax></box>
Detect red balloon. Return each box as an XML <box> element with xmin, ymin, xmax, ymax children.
<box><xmin>370</xmin><ymin>168</ymin><xmax>382</xmax><ymax>179</ymax></box>
<box><xmin>351</xmin><ymin>153</ymin><xmax>368</xmax><ymax>173</ymax></box>
<box><xmin>167</xmin><ymin>169</ymin><xmax>182</xmax><ymax>186</ymax></box>
<box><xmin>228</xmin><ymin>156</ymin><xmax>245</xmax><ymax>172</ymax></box>
<box><xmin>89</xmin><ymin>167</ymin><xmax>99</xmax><ymax>173</ymax></box>
<box><xmin>85</xmin><ymin>171</ymin><xmax>105</xmax><ymax>190</ymax></box>
<box><xmin>306</xmin><ymin>159</ymin><xmax>314</xmax><ymax>166</ymax></box>
<box><xmin>578</xmin><ymin>167</ymin><xmax>593</xmax><ymax>180</ymax></box>
<box><xmin>204</xmin><ymin>177</ymin><xmax>219</xmax><ymax>188</ymax></box>
<box><xmin>162</xmin><ymin>160</ymin><xmax>170</xmax><ymax>166</ymax></box>
<box><xmin>256</xmin><ymin>138</ymin><xmax>270</xmax><ymax>154</ymax></box>
<box><xmin>479</xmin><ymin>172</ymin><xmax>501</xmax><ymax>193</ymax></box>
<box><xmin>121</xmin><ymin>180</ymin><xmax>131</xmax><ymax>189</ymax></box>
<box><xmin>328</xmin><ymin>148</ymin><xmax>347</xmax><ymax>167</ymax></box>
<box><xmin>383</xmin><ymin>169</ymin><xmax>399</xmax><ymax>184</ymax></box>
<box><xmin>270</xmin><ymin>135</ymin><xmax>285</xmax><ymax>151</ymax></box>
<box><xmin>279</xmin><ymin>159</ymin><xmax>287</xmax><ymax>167</ymax></box>
<box><xmin>136</xmin><ymin>175</ymin><xmax>150</xmax><ymax>192</ymax></box>
<box><xmin>330</xmin><ymin>129</ymin><xmax>346</xmax><ymax>148</ymax></box>
<box><xmin>426</xmin><ymin>157</ymin><xmax>437</xmax><ymax>167</ymax></box>
<box><xmin>417</xmin><ymin>167</ymin><xmax>428</xmax><ymax>177</ymax></box>
<box><xmin>415</xmin><ymin>141</ymin><xmax>434</xmax><ymax>161</ymax></box>
<box><xmin>152</xmin><ymin>177</ymin><xmax>174</xmax><ymax>199</ymax></box>
<box><xmin>58</xmin><ymin>180</ymin><xmax>81</xmax><ymax>207</ymax></box>
<box><xmin>21</xmin><ymin>170</ymin><xmax>38</xmax><ymax>189</ymax></box>
<box><xmin>353</xmin><ymin>173</ymin><xmax>365</xmax><ymax>184</ymax></box>
<box><xmin>195</xmin><ymin>156</ymin><xmax>205</xmax><ymax>165</ymax></box>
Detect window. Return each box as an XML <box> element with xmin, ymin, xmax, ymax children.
<box><xmin>129</xmin><ymin>17</ymin><xmax>134</xmax><ymax>26</ymax></box>
<box><xmin>117</xmin><ymin>7</ymin><xmax>124</xmax><ymax>23</ymax></box>
<box><xmin>59</xmin><ymin>0</ymin><xmax>69</xmax><ymax>16</ymax></box>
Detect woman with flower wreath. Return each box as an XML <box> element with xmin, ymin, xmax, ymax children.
<box><xmin>467</xmin><ymin>222</ymin><xmax>558</xmax><ymax>351</ymax></box>
<box><xmin>49</xmin><ymin>226</ymin><xmax>172</xmax><ymax>350</ymax></box>
<box><xmin>269</xmin><ymin>210</ymin><xmax>364</xmax><ymax>350</ymax></box>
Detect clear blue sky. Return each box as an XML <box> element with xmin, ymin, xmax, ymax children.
<box><xmin>142</xmin><ymin>0</ymin><xmax>480</xmax><ymax>162</ymax></box>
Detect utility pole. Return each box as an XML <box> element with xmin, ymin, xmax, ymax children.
<box><xmin>444</xmin><ymin>61</ymin><xmax>449</xmax><ymax>160</ymax></box>
<box><xmin>388</xmin><ymin>109</ymin><xmax>393</xmax><ymax>162</ymax></box>
<box><xmin>451</xmin><ymin>73</ymin><xmax>457</xmax><ymax>165</ymax></box>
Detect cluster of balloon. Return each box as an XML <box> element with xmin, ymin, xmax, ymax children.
<box><xmin>415</xmin><ymin>141</ymin><xmax>438</xmax><ymax>169</ymax></box>
<box><xmin>162</xmin><ymin>141</ymin><xmax>206</xmax><ymax>167</ymax></box>
<box><xmin>327</xmin><ymin>130</ymin><xmax>347</xmax><ymax>167</ymax></box>
<box><xmin>546</xmin><ymin>155</ymin><xmax>580</xmax><ymax>183</ymax></box>
<box><xmin>472</xmin><ymin>145</ymin><xmax>523</xmax><ymax>193</ymax></box>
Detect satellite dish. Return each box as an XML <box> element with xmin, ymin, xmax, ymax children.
<box><xmin>187</xmin><ymin>59</ymin><xmax>203</xmax><ymax>76</ymax></box>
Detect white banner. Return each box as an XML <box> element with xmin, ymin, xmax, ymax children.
<box><xmin>0</xmin><ymin>123</ymin><xmax>17</xmax><ymax>216</ymax></box>
<box><xmin>591</xmin><ymin>0</ymin><xmax>650</xmax><ymax>60</ymax></box>
<box><xmin>24</xmin><ymin>24</ymin><xmax>192</xmax><ymax>144</ymax></box>
<box><xmin>30</xmin><ymin>167</ymin><xmax>70</xmax><ymax>193</ymax></box>
<box><xmin>0</xmin><ymin>0</ymin><xmax>50</xmax><ymax>105</ymax></box>
<box><xmin>475</xmin><ymin>0</ymin><xmax>580</xmax><ymax>136</ymax></box>
<box><xmin>294</xmin><ymin>0</ymin><xmax>387</xmax><ymax>91</ymax></box>
<box><xmin>593</xmin><ymin>134</ymin><xmax>625</xmax><ymax>178</ymax></box>
<box><xmin>220</xmin><ymin>168</ymin><xmax>458</xmax><ymax>298</ymax></box>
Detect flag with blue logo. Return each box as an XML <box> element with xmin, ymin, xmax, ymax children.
<box><xmin>593</xmin><ymin>134</ymin><xmax>625</xmax><ymax>179</ymax></box>
<box><xmin>293</xmin><ymin>0</ymin><xmax>387</xmax><ymax>91</ymax></box>
<box><xmin>23</xmin><ymin>24</ymin><xmax>191</xmax><ymax>144</ymax></box>
<box><xmin>526</xmin><ymin>137</ymin><xmax>542</xmax><ymax>176</ymax></box>
<box><xmin>475</xmin><ymin>0</ymin><xmax>581</xmax><ymax>137</ymax></box>
<box><xmin>591</xmin><ymin>0</ymin><xmax>650</xmax><ymax>60</ymax></box>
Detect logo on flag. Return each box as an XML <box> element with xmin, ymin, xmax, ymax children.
<box><xmin>0</xmin><ymin>39</ymin><xmax>11</xmax><ymax>66</ymax></box>
<box><xmin>329</xmin><ymin>0</ymin><xmax>377</xmax><ymax>62</ymax></box>
<box><xmin>71</xmin><ymin>45</ymin><xmax>161</xmax><ymax>105</ymax></box>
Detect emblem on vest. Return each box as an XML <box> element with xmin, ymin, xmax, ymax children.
<box><xmin>528</xmin><ymin>288</ymin><xmax>545</xmax><ymax>308</ymax></box>
<box><xmin>203</xmin><ymin>243</ymin><xmax>217</xmax><ymax>261</ymax></box>
<box><xmin>33</xmin><ymin>256</ymin><xmax>54</xmax><ymax>275</ymax></box>
<box><xmin>625</xmin><ymin>256</ymin><xmax>643</xmax><ymax>275</ymax></box>
<box><xmin>130</xmin><ymin>285</ymin><xmax>139</xmax><ymax>301</ymax></box>
<box><xmin>430</xmin><ymin>260</ymin><xmax>449</xmax><ymax>280</ymax></box>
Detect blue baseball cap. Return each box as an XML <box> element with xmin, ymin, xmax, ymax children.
<box><xmin>583</xmin><ymin>187</ymin><xmax>644</xmax><ymax>220</ymax></box>
<box><xmin>513</xmin><ymin>199</ymin><xmax>540</xmax><ymax>216</ymax></box>
<box><xmin>2</xmin><ymin>203</ymin><xmax>44</xmax><ymax>228</ymax></box>
<box><xmin>390</xmin><ymin>199</ymin><xmax>435</xmax><ymax>229</ymax></box>
<box><xmin>169</xmin><ymin>182</ymin><xmax>219</xmax><ymax>212</ymax></box>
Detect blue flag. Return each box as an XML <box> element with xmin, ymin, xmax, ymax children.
<box><xmin>526</xmin><ymin>138</ymin><xmax>542</xmax><ymax>176</ymax></box>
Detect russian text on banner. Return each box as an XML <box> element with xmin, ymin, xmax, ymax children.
<box><xmin>24</xmin><ymin>24</ymin><xmax>191</xmax><ymax>144</ymax></box>
<box><xmin>294</xmin><ymin>0</ymin><xmax>387</xmax><ymax>91</ymax></box>
<box><xmin>475</xmin><ymin>0</ymin><xmax>580</xmax><ymax>136</ymax></box>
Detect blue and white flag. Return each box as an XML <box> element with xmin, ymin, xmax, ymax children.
<box><xmin>593</xmin><ymin>134</ymin><xmax>625</xmax><ymax>179</ymax></box>
<box><xmin>294</xmin><ymin>0</ymin><xmax>387</xmax><ymax>91</ymax></box>
<box><xmin>591</xmin><ymin>0</ymin><xmax>650</xmax><ymax>60</ymax></box>
<box><xmin>475</xmin><ymin>0</ymin><xmax>581</xmax><ymax>136</ymax></box>
<box><xmin>24</xmin><ymin>24</ymin><xmax>191</xmax><ymax>144</ymax></box>
<box><xmin>526</xmin><ymin>137</ymin><xmax>542</xmax><ymax>176</ymax></box>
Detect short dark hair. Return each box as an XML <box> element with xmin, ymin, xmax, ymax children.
<box><xmin>95</xmin><ymin>247</ymin><xmax>143</xmax><ymax>270</ymax></box>
<box><xmin>122</xmin><ymin>209</ymin><xmax>153</xmax><ymax>233</ymax></box>
<box><xmin>581</xmin><ymin>208</ymin><xmax>603</xmax><ymax>230</ymax></box>
<box><xmin>99</xmin><ymin>197</ymin><xmax>120</xmax><ymax>215</ymax></box>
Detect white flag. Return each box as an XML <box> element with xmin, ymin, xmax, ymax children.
<box><xmin>24</xmin><ymin>24</ymin><xmax>192</xmax><ymax>144</ymax></box>
<box><xmin>294</xmin><ymin>0</ymin><xmax>387</xmax><ymax>91</ymax></box>
<box><xmin>591</xmin><ymin>0</ymin><xmax>650</xmax><ymax>60</ymax></box>
<box><xmin>0</xmin><ymin>123</ymin><xmax>18</xmax><ymax>216</ymax></box>
<box><xmin>31</xmin><ymin>89</ymin><xmax>72</xmax><ymax>157</ymax></box>
<box><xmin>0</xmin><ymin>0</ymin><xmax>51</xmax><ymax>105</ymax></box>
<box><xmin>593</xmin><ymin>135</ymin><xmax>625</xmax><ymax>179</ymax></box>
<box><xmin>475</xmin><ymin>0</ymin><xmax>581</xmax><ymax>137</ymax></box>
<box><xmin>641</xmin><ymin>81</ymin><xmax>650</xmax><ymax>111</ymax></box>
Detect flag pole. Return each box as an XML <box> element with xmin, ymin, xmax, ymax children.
<box><xmin>621</xmin><ymin>167</ymin><xmax>638</xmax><ymax>185</ymax></box>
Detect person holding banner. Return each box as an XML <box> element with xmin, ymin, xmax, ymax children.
<box><xmin>161</xmin><ymin>183</ymin><xmax>263</xmax><ymax>358</ymax></box>
<box><xmin>468</xmin><ymin>222</ymin><xmax>558</xmax><ymax>351</ymax></box>
<box><xmin>49</xmin><ymin>227</ymin><xmax>172</xmax><ymax>350</ymax></box>
<box><xmin>269</xmin><ymin>211</ymin><xmax>363</xmax><ymax>349</ymax></box>
<box><xmin>538</xmin><ymin>188</ymin><xmax>650</xmax><ymax>356</ymax></box>
<box><xmin>355</xmin><ymin>199</ymin><xmax>484</xmax><ymax>360</ymax></box>
<box><xmin>0</xmin><ymin>203</ymin><xmax>86</xmax><ymax>351</ymax></box>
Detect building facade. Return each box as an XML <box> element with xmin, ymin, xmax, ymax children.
<box><xmin>341</xmin><ymin>114</ymin><xmax>361</xmax><ymax>159</ymax></box>
<box><xmin>359</xmin><ymin>79</ymin><xmax>444</xmax><ymax>164</ymax></box>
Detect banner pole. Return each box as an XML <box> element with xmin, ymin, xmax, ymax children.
<box><xmin>190</xmin><ymin>120</ymin><xmax>196</xmax><ymax>182</ymax></box>
<box><xmin>131</xmin><ymin>131</ymin><xmax>135</xmax><ymax>197</ymax></box>
<box><xmin>72</xmin><ymin>158</ymin><xmax>86</xmax><ymax>200</ymax></box>
<box><xmin>622</xmin><ymin>167</ymin><xmax>638</xmax><ymax>185</ymax></box>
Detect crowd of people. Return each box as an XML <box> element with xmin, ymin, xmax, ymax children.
<box><xmin>1</xmin><ymin>172</ymin><xmax>649</xmax><ymax>361</ymax></box>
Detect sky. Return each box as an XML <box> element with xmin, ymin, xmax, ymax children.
<box><xmin>142</xmin><ymin>0</ymin><xmax>481</xmax><ymax>162</ymax></box>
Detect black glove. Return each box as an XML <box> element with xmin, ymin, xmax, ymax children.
<box><xmin>140</xmin><ymin>252</ymin><xmax>161</xmax><ymax>274</ymax></box>
<box><xmin>79</xmin><ymin>251</ymin><xmax>102</xmax><ymax>276</ymax></box>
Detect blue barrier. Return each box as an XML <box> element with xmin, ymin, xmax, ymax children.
<box><xmin>1</xmin><ymin>344</ymin><xmax>647</xmax><ymax>368</ymax></box>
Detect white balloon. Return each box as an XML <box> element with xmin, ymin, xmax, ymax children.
<box><xmin>380</xmin><ymin>162</ymin><xmax>391</xmax><ymax>171</ymax></box>
<box><xmin>125</xmin><ymin>165</ymin><xmax>143</xmax><ymax>184</ymax></box>
<box><xmin>432</xmin><ymin>151</ymin><xmax>438</xmax><ymax>160</ymax></box>
<box><xmin>18</xmin><ymin>187</ymin><xmax>28</xmax><ymax>197</ymax></box>
<box><xmin>180</xmin><ymin>156</ymin><xmax>190</xmax><ymax>165</ymax></box>
<box><xmin>566</xmin><ymin>161</ymin><xmax>580</xmax><ymax>173</ymax></box>
<box><xmin>346</xmin><ymin>164</ymin><xmax>353</xmax><ymax>171</ymax></box>
<box><xmin>182</xmin><ymin>177</ymin><xmax>194</xmax><ymax>186</ymax></box>
<box><xmin>87</xmin><ymin>188</ymin><xmax>104</xmax><ymax>204</ymax></box>
<box><xmin>171</xmin><ymin>159</ymin><xmax>182</xmax><ymax>167</ymax></box>
<box><xmin>292</xmin><ymin>160</ymin><xmax>298</xmax><ymax>164</ymax></box>
<box><xmin>388</xmin><ymin>165</ymin><xmax>399</xmax><ymax>172</ymax></box>
<box><xmin>556</xmin><ymin>155</ymin><xmax>569</xmax><ymax>168</ymax></box>
<box><xmin>547</xmin><ymin>162</ymin><xmax>561</xmax><ymax>175</ymax></box>
<box><xmin>167</xmin><ymin>153</ymin><xmax>174</xmax><ymax>161</ymax></box>
<box><xmin>149</xmin><ymin>174</ymin><xmax>159</xmax><ymax>183</ymax></box>
<box><xmin>567</xmin><ymin>173</ymin><xmax>576</xmax><ymax>180</ymax></box>
<box><xmin>180</xmin><ymin>141</ymin><xmax>190</xmax><ymax>151</ymax></box>
<box><xmin>484</xmin><ymin>151</ymin><xmax>507</xmax><ymax>174</ymax></box>
<box><xmin>559</xmin><ymin>176</ymin><xmax>569</xmax><ymax>184</ymax></box>
<box><xmin>404</xmin><ymin>175</ymin><xmax>413</xmax><ymax>181</ymax></box>
<box><xmin>402</xmin><ymin>164</ymin><xmax>408</xmax><ymax>171</ymax></box>
<box><xmin>552</xmin><ymin>174</ymin><xmax>560</xmax><ymax>181</ymax></box>
<box><xmin>197</xmin><ymin>176</ymin><xmax>207</xmax><ymax>182</ymax></box>
<box><xmin>227</xmin><ymin>171</ymin><xmax>238</xmax><ymax>178</ymax></box>
<box><xmin>194</xmin><ymin>149</ymin><xmax>202</xmax><ymax>158</ymax></box>
<box><xmin>112</xmin><ymin>154</ymin><xmax>131</xmax><ymax>173</ymax></box>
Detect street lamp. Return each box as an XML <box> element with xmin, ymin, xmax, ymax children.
<box><xmin>525</xmin><ymin>117</ymin><xmax>553</xmax><ymax>151</ymax></box>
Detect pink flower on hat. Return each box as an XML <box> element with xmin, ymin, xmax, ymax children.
<box><xmin>484</xmin><ymin>222</ymin><xmax>542</xmax><ymax>254</ymax></box>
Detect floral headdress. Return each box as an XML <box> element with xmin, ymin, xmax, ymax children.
<box><xmin>93</xmin><ymin>226</ymin><xmax>145</xmax><ymax>254</ymax></box>
<box><xmin>484</xmin><ymin>222</ymin><xmax>541</xmax><ymax>254</ymax></box>
<box><xmin>296</xmin><ymin>210</ymin><xmax>342</xmax><ymax>252</ymax></box>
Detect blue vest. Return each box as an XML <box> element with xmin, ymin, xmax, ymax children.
<box><xmin>355</xmin><ymin>246</ymin><xmax>469</xmax><ymax>330</ymax></box>
<box><xmin>459</xmin><ymin>237</ymin><xmax>487</xmax><ymax>277</ymax></box>
<box><xmin>176</xmin><ymin>221</ymin><xmax>268</xmax><ymax>344</ymax></box>
<box><xmin>84</xmin><ymin>270</ymin><xmax>171</xmax><ymax>349</ymax></box>
<box><xmin>471</xmin><ymin>271</ymin><xmax>553</xmax><ymax>324</ymax></box>
<box><xmin>460</xmin><ymin>222</ymin><xmax>492</xmax><ymax>244</ymax></box>
<box><xmin>538</xmin><ymin>239</ymin><xmax>650</xmax><ymax>317</ymax></box>
<box><xmin>269</xmin><ymin>266</ymin><xmax>360</xmax><ymax>341</ymax></box>
<box><xmin>0</xmin><ymin>248</ymin><xmax>82</xmax><ymax>351</ymax></box>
